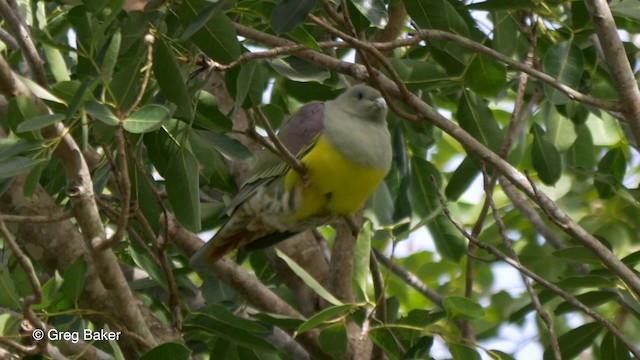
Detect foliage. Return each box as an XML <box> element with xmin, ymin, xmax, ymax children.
<box><xmin>0</xmin><ymin>0</ymin><xmax>639</xmax><ymax>359</ymax></box>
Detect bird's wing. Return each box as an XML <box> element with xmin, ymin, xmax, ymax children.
<box><xmin>224</xmin><ymin>102</ymin><xmax>325</xmax><ymax>213</ymax></box>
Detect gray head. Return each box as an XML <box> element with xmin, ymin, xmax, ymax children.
<box><xmin>336</xmin><ymin>84</ymin><xmax>388</xmax><ymax>123</ymax></box>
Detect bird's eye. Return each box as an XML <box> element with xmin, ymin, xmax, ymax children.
<box><xmin>357</xmin><ymin>92</ymin><xmax>364</xmax><ymax>100</ymax></box>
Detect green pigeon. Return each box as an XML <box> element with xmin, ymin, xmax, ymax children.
<box><xmin>191</xmin><ymin>84</ymin><xmax>392</xmax><ymax>266</ymax></box>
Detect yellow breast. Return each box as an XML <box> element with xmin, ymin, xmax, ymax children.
<box><xmin>285</xmin><ymin>135</ymin><xmax>387</xmax><ymax>219</ymax></box>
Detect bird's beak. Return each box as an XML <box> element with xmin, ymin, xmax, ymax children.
<box><xmin>373</xmin><ymin>97</ymin><xmax>387</xmax><ymax>110</ymax></box>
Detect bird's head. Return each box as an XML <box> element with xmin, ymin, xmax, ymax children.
<box><xmin>340</xmin><ymin>84</ymin><xmax>388</xmax><ymax>122</ymax></box>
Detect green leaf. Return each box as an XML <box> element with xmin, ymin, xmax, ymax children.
<box><xmin>531</xmin><ymin>124</ymin><xmax>562</xmax><ymax>185</ymax></box>
<box><xmin>464</xmin><ymin>55</ymin><xmax>507</xmax><ymax>98</ymax></box>
<box><xmin>542</xmin><ymin>41</ymin><xmax>584</xmax><ymax>105</ymax></box>
<box><xmin>186</xmin><ymin>313</ymin><xmax>278</xmax><ymax>352</ymax></box>
<box><xmin>491</xmin><ymin>11</ymin><xmax>520</xmax><ymax>56</ymax></box>
<box><xmin>487</xmin><ymin>349</ymin><xmax>516</xmax><ymax>360</ymax></box>
<box><xmin>180</xmin><ymin>0</ymin><xmax>228</xmax><ymax>40</ymax></box>
<box><xmin>177</xmin><ymin>1</ymin><xmax>240</xmax><ymax>63</ymax></box>
<box><xmin>543</xmin><ymin>322</ymin><xmax>602</xmax><ymax>360</ymax></box>
<box><xmin>190</xmin><ymin>131</ymin><xmax>236</xmax><ymax>193</ymax></box>
<box><xmin>296</xmin><ymin>304</ymin><xmax>357</xmax><ymax>335</ymax></box>
<box><xmin>450</xmin><ymin>343</ymin><xmax>482</xmax><ymax>360</ymax></box>
<box><xmin>0</xmin><ymin>139</ymin><xmax>45</xmax><ymax>161</ymax></box>
<box><xmin>554</xmin><ymin>291</ymin><xmax>618</xmax><ymax>315</ymax></box>
<box><xmin>8</xmin><ymin>96</ymin><xmax>45</xmax><ymax>140</ymax></box>
<box><xmin>100</xmin><ymin>30</ymin><xmax>121</xmax><ymax>83</ymax></box>
<box><xmin>166</xmin><ymin>148</ymin><xmax>201</xmax><ymax>232</ymax></box>
<box><xmin>66</xmin><ymin>76</ymin><xmax>100</xmax><ymax>120</ymax></box>
<box><xmin>552</xmin><ymin>246</ymin><xmax>601</xmax><ymax>264</ymax></box>
<box><xmin>397</xmin><ymin>309</ymin><xmax>446</xmax><ymax>327</ymax></box>
<box><xmin>140</xmin><ymin>343</ymin><xmax>191</xmax><ymax>360</ymax></box>
<box><xmin>249</xmin><ymin>312</ymin><xmax>304</xmax><ymax>330</ymax></box>
<box><xmin>286</xmin><ymin>26</ymin><xmax>321</xmax><ymax>51</ymax></box>
<box><xmin>405</xmin><ymin>0</ymin><xmax>469</xmax><ymax>35</ymax></box>
<box><xmin>445</xmin><ymin>157</ymin><xmax>479</xmax><ymax>201</ymax></box>
<box><xmin>194</xmin><ymin>91</ymin><xmax>233</xmax><ymax>132</ymax></box>
<box><xmin>235</xmin><ymin>61</ymin><xmax>267</xmax><ymax>108</ymax></box>
<box><xmin>85</xmin><ymin>101</ymin><xmax>120</xmax><ymax>126</ymax></box>
<box><xmin>276</xmin><ymin>249</ymin><xmax>343</xmax><ymax>306</ymax></box>
<box><xmin>123</xmin><ymin>104</ymin><xmax>171</xmax><ymax>133</ymax></box>
<box><xmin>0</xmin><ymin>267</ymin><xmax>20</xmax><ymax>308</ymax></box>
<box><xmin>62</xmin><ymin>256</ymin><xmax>87</xmax><ymax>305</ymax></box>
<box><xmin>600</xmin><ymin>331</ymin><xmax>632</xmax><ymax>360</ymax></box>
<box><xmin>404</xmin><ymin>337</ymin><xmax>434</xmax><ymax>359</ymax></box>
<box><xmin>387</xmin><ymin>58</ymin><xmax>451</xmax><ymax>92</ymax></box>
<box><xmin>554</xmin><ymin>275</ymin><xmax>614</xmax><ymax>289</ymax></box>
<box><xmin>201</xmin><ymin>304</ymin><xmax>269</xmax><ymax>333</ymax></box>
<box><xmin>269</xmin><ymin>57</ymin><xmax>330</xmax><ymax>83</ymax></box>
<box><xmin>153</xmin><ymin>37</ymin><xmax>194</xmax><ymax>121</ymax></box>
<box><xmin>318</xmin><ymin>322</ymin><xmax>348</xmax><ymax>358</ymax></box>
<box><xmin>544</xmin><ymin>105</ymin><xmax>576</xmax><ymax>151</ymax></box>
<box><xmin>369</xmin><ymin>327</ymin><xmax>400</xmax><ymax>360</ymax></box>
<box><xmin>16</xmin><ymin>75</ymin><xmax>66</xmax><ymax>104</ymax></box>
<box><xmin>457</xmin><ymin>91</ymin><xmax>504</xmax><ymax>152</ymax></box>
<box><xmin>16</xmin><ymin>114</ymin><xmax>65</xmax><ymax>133</ymax></box>
<box><xmin>610</xmin><ymin>0</ymin><xmax>640</xmax><ymax>23</ymax></box>
<box><xmin>443</xmin><ymin>296</ymin><xmax>485</xmax><ymax>320</ymax></box>
<box><xmin>352</xmin><ymin>222</ymin><xmax>371</xmax><ymax>301</ymax></box>
<box><xmin>595</xmin><ymin>147</ymin><xmax>626</xmax><ymax>198</ymax></box>
<box><xmin>350</xmin><ymin>0</ymin><xmax>388</xmax><ymax>28</ymax></box>
<box><xmin>270</xmin><ymin>0</ymin><xmax>316</xmax><ymax>34</ymax></box>
<box><xmin>0</xmin><ymin>157</ymin><xmax>42</xmax><ymax>179</ymax></box>
<box><xmin>567</xmin><ymin>124</ymin><xmax>595</xmax><ymax>174</ymax></box>
<box><xmin>467</xmin><ymin>0</ymin><xmax>535</xmax><ymax>10</ymax></box>
<box><xmin>409</xmin><ymin>156</ymin><xmax>466</xmax><ymax>262</ymax></box>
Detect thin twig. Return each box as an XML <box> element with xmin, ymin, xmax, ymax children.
<box><xmin>372</xmin><ymin>248</ymin><xmax>444</xmax><ymax>307</ymax></box>
<box><xmin>498</xmin><ymin>177</ymin><xmax>564</xmax><ymax>249</ymax></box>
<box><xmin>134</xmin><ymin>209</ymin><xmax>183</xmax><ymax>329</ymax></box>
<box><xmin>97</xmin><ymin>127</ymin><xmax>131</xmax><ymax>250</ymax></box>
<box><xmin>0</xmin><ymin>212</ymin><xmax>48</xmax><ymax>354</ymax></box>
<box><xmin>319</xmin><ymin>0</ymin><xmax>345</xmax><ymax>26</ymax></box>
<box><xmin>210</xmin><ymin>41</ymin><xmax>347</xmax><ymax>71</ymax></box>
<box><xmin>124</xmin><ymin>33</ymin><xmax>154</xmax><ymax>118</ymax></box>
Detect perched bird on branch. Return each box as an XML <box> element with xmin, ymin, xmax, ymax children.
<box><xmin>191</xmin><ymin>84</ymin><xmax>392</xmax><ymax>266</ymax></box>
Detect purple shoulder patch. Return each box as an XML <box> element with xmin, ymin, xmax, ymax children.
<box><xmin>280</xmin><ymin>102</ymin><xmax>324</xmax><ymax>155</ymax></box>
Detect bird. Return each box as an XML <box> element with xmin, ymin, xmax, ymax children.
<box><xmin>190</xmin><ymin>84</ymin><xmax>392</xmax><ymax>266</ymax></box>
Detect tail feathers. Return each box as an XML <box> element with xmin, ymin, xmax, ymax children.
<box><xmin>189</xmin><ymin>230</ymin><xmax>258</xmax><ymax>268</ymax></box>
<box><xmin>242</xmin><ymin>231</ymin><xmax>299</xmax><ymax>252</ymax></box>
<box><xmin>189</xmin><ymin>230</ymin><xmax>301</xmax><ymax>268</ymax></box>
